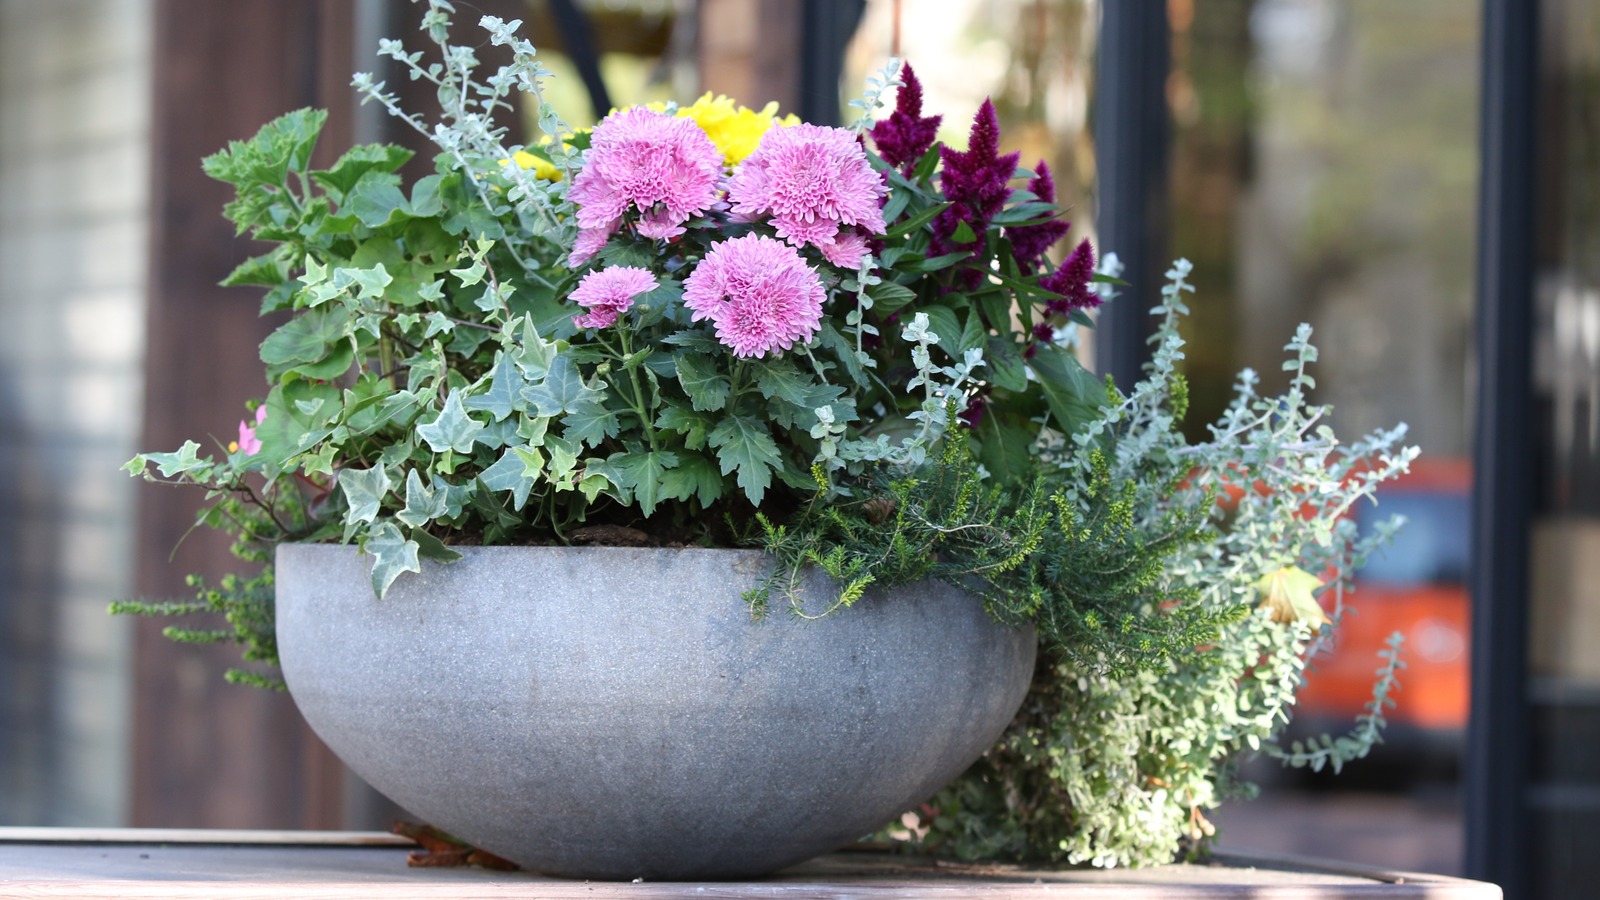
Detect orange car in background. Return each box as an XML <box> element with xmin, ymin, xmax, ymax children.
<box><xmin>1293</xmin><ymin>457</ymin><xmax>1473</xmax><ymax>760</ymax></box>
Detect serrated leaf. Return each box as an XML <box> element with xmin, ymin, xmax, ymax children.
<box><xmin>675</xmin><ymin>352</ymin><xmax>730</xmax><ymax>412</ymax></box>
<box><xmin>751</xmin><ymin>359</ymin><xmax>845</xmax><ymax>429</ymax></box>
<box><xmin>340</xmin><ymin>463</ymin><xmax>392</xmax><ymax>524</ymax></box>
<box><xmin>416</xmin><ymin>391</ymin><xmax>486</xmax><ymax>454</ymax></box>
<box><xmin>220</xmin><ymin>249</ymin><xmax>292</xmax><ymax>288</ymax></box>
<box><xmin>708</xmin><ymin>415</ymin><xmax>781</xmax><ymax>506</ymax></box>
<box><xmin>603</xmin><ymin>449</ymin><xmax>680</xmax><ymax>517</ymax></box>
<box><xmin>658</xmin><ymin>453</ymin><xmax>724</xmax><ymax>506</ymax></box>
<box><xmin>345</xmin><ymin>173</ymin><xmax>413</xmax><ymax>228</ymax></box>
<box><xmin>310</xmin><ymin>143</ymin><xmax>414</xmax><ymax>201</ymax></box>
<box><xmin>655</xmin><ymin>401</ymin><xmax>713</xmax><ymax>450</ymax></box>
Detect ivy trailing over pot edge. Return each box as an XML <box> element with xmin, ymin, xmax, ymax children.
<box><xmin>113</xmin><ymin>1</ymin><xmax>1419</xmax><ymax>869</ymax></box>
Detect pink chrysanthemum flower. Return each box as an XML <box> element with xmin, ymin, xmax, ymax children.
<box><xmin>726</xmin><ymin>124</ymin><xmax>886</xmax><ymax>269</ymax></box>
<box><xmin>683</xmin><ymin>234</ymin><xmax>826</xmax><ymax>358</ymax></box>
<box><xmin>565</xmin><ymin>107</ymin><xmax>723</xmax><ymax>267</ymax></box>
<box><xmin>571</xmin><ymin>266</ymin><xmax>659</xmax><ymax>329</ymax></box>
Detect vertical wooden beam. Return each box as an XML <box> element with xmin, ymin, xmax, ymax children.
<box><xmin>134</xmin><ymin>0</ymin><xmax>359</xmax><ymax>829</ymax></box>
<box><xmin>698</xmin><ymin>0</ymin><xmax>803</xmax><ymax>110</ymax></box>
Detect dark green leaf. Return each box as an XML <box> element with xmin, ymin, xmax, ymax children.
<box><xmin>675</xmin><ymin>352</ymin><xmax>730</xmax><ymax>412</ymax></box>
<box><xmin>708</xmin><ymin>415</ymin><xmax>781</xmax><ymax>506</ymax></box>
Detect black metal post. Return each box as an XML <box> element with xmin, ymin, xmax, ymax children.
<box><xmin>1465</xmin><ymin>0</ymin><xmax>1540</xmax><ymax>894</ymax></box>
<box><xmin>799</xmin><ymin>0</ymin><xmax>867</xmax><ymax>127</ymax></box>
<box><xmin>1093</xmin><ymin>4</ymin><xmax>1170</xmax><ymax>389</ymax></box>
<box><xmin>549</xmin><ymin>0</ymin><xmax>613</xmax><ymax>120</ymax></box>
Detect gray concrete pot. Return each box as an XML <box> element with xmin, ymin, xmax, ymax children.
<box><xmin>275</xmin><ymin>544</ymin><xmax>1036</xmax><ymax>881</ymax></box>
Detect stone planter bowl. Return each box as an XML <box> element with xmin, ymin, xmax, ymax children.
<box><xmin>276</xmin><ymin>544</ymin><xmax>1036</xmax><ymax>880</ymax></box>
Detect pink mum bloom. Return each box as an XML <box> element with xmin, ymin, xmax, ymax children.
<box><xmin>726</xmin><ymin>124</ymin><xmax>886</xmax><ymax>268</ymax></box>
<box><xmin>571</xmin><ymin>266</ymin><xmax>659</xmax><ymax>329</ymax></box>
<box><xmin>683</xmin><ymin>235</ymin><xmax>826</xmax><ymax>358</ymax></box>
<box><xmin>565</xmin><ymin>107</ymin><xmax>724</xmax><ymax>267</ymax></box>
<box><xmin>235</xmin><ymin>405</ymin><xmax>266</xmax><ymax>456</ymax></box>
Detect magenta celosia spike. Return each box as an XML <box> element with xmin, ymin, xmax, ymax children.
<box><xmin>931</xmin><ymin>97</ymin><xmax>1020</xmax><ymax>286</ymax></box>
<box><xmin>869</xmin><ymin>63</ymin><xmax>942</xmax><ymax>174</ymax></box>
<box><xmin>967</xmin><ymin>98</ymin><xmax>1000</xmax><ymax>162</ymax></box>
<box><xmin>1041</xmin><ymin>238</ymin><xmax>1100</xmax><ymax>313</ymax></box>
<box><xmin>1007</xmin><ymin>160</ymin><xmax>1072</xmax><ymax>272</ymax></box>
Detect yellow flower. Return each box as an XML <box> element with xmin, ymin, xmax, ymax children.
<box><xmin>507</xmin><ymin>149</ymin><xmax>563</xmax><ymax>181</ymax></box>
<box><xmin>657</xmin><ymin>93</ymin><xmax>797</xmax><ymax>166</ymax></box>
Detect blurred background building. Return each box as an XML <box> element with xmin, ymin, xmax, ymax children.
<box><xmin>0</xmin><ymin>0</ymin><xmax>1592</xmax><ymax>895</ymax></box>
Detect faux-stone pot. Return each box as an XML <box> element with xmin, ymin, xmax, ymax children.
<box><xmin>275</xmin><ymin>544</ymin><xmax>1036</xmax><ymax>881</ymax></box>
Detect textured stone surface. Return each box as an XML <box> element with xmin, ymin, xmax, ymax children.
<box><xmin>276</xmin><ymin>545</ymin><xmax>1036</xmax><ymax>880</ymax></box>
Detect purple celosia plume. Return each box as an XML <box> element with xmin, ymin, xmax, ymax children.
<box><xmin>565</xmin><ymin>107</ymin><xmax>724</xmax><ymax>267</ymax></box>
<box><xmin>1040</xmin><ymin>238</ymin><xmax>1099</xmax><ymax>313</ymax></box>
<box><xmin>869</xmin><ymin>63</ymin><xmax>941</xmax><ymax>175</ymax></box>
<box><xmin>727</xmin><ymin>123</ymin><xmax>886</xmax><ymax>270</ymax></box>
<box><xmin>1007</xmin><ymin>161</ymin><xmax>1072</xmax><ymax>272</ymax></box>
<box><xmin>570</xmin><ymin>266</ymin><xmax>659</xmax><ymax>329</ymax></box>
<box><xmin>933</xmin><ymin>99</ymin><xmax>1020</xmax><ymax>288</ymax></box>
<box><xmin>683</xmin><ymin>234</ymin><xmax>826</xmax><ymax>358</ymax></box>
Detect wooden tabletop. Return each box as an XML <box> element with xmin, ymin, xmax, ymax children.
<box><xmin>0</xmin><ymin>828</ymin><xmax>1501</xmax><ymax>898</ymax></box>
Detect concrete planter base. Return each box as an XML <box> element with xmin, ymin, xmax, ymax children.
<box><xmin>275</xmin><ymin>545</ymin><xmax>1036</xmax><ymax>880</ymax></box>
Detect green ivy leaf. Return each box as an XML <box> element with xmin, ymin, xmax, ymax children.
<box><xmin>416</xmin><ymin>391</ymin><xmax>485</xmax><ymax>454</ymax></box>
<box><xmin>143</xmin><ymin>441</ymin><xmax>207</xmax><ymax>478</ymax></box>
<box><xmin>522</xmin><ymin>354</ymin><xmax>593</xmax><ymax>417</ymax></box>
<box><xmin>340</xmin><ymin>463</ymin><xmax>392</xmax><ymax>525</ymax></box>
<box><xmin>708</xmin><ymin>415</ymin><xmax>781</xmax><ymax>506</ymax></box>
<box><xmin>395</xmin><ymin>468</ymin><xmax>449</xmax><ymax>528</ymax></box>
<box><xmin>479</xmin><ymin>446</ymin><xmax>539</xmax><ymax>510</ymax></box>
<box><xmin>365</xmin><ymin>521</ymin><xmax>421</xmax><ymax>598</ymax></box>
<box><xmin>463</xmin><ymin>351</ymin><xmax>523</xmax><ymax>422</ymax></box>
<box><xmin>411</xmin><ymin>527</ymin><xmax>463</xmax><ymax>563</ymax></box>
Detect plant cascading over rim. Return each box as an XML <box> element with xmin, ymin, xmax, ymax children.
<box><xmin>118</xmin><ymin>0</ymin><xmax>1419</xmax><ymax>869</ymax></box>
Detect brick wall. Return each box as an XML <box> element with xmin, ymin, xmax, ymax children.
<box><xmin>0</xmin><ymin>0</ymin><xmax>152</xmax><ymax>825</ymax></box>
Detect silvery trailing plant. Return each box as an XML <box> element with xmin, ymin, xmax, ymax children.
<box><xmin>118</xmin><ymin>0</ymin><xmax>1417</xmax><ymax>868</ymax></box>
